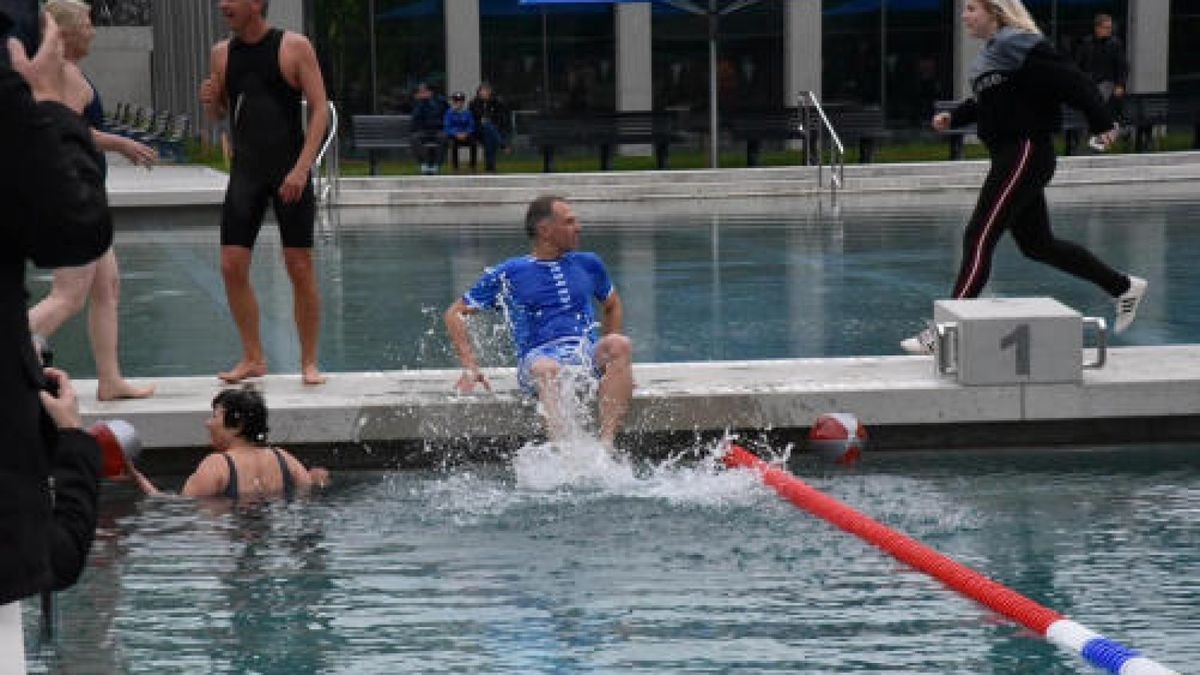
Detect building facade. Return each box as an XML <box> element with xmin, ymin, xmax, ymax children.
<box><xmin>307</xmin><ymin>0</ymin><xmax>1187</xmax><ymax>128</ymax></box>
<box><xmin>89</xmin><ymin>1</ymin><xmax>1194</xmax><ymax>141</ymax></box>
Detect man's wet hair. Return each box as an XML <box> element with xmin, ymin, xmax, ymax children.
<box><xmin>525</xmin><ymin>194</ymin><xmax>565</xmax><ymax>238</ymax></box>
<box><xmin>212</xmin><ymin>385</ymin><xmax>269</xmax><ymax>444</ymax></box>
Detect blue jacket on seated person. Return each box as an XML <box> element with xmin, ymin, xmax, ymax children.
<box><xmin>443</xmin><ymin>107</ymin><xmax>476</xmax><ymax>137</ymax></box>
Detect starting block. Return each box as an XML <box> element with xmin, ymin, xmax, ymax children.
<box><xmin>930</xmin><ymin>297</ymin><xmax>1106</xmax><ymax>385</ymax></box>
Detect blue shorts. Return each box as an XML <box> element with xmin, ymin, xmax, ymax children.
<box><xmin>517</xmin><ymin>337</ymin><xmax>600</xmax><ymax>396</ymax></box>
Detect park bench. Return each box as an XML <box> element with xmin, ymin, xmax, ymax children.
<box><xmin>350</xmin><ymin>114</ymin><xmax>414</xmax><ymax>175</ymax></box>
<box><xmin>725</xmin><ymin>104</ymin><xmax>885</xmax><ymax>166</ymax></box>
<box><xmin>1123</xmin><ymin>92</ymin><xmax>1170</xmax><ymax>152</ymax></box>
<box><xmin>1168</xmin><ymin>95</ymin><xmax>1200</xmax><ymax>150</ymax></box>
<box><xmin>524</xmin><ymin>111</ymin><xmax>682</xmax><ymax>172</ymax></box>
<box><xmin>823</xmin><ymin>103</ymin><xmax>887</xmax><ymax>163</ymax></box>
<box><xmin>724</xmin><ymin>108</ymin><xmax>805</xmax><ymax>166</ymax></box>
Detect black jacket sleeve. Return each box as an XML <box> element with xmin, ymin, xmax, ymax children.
<box><xmin>950</xmin><ymin>97</ymin><xmax>978</xmax><ymax>128</ymax></box>
<box><xmin>0</xmin><ymin>68</ymin><xmax>113</xmax><ymax>269</ymax></box>
<box><xmin>1023</xmin><ymin>46</ymin><xmax>1114</xmax><ymax>134</ymax></box>
<box><xmin>48</xmin><ymin>429</ymin><xmax>101</xmax><ymax>591</ymax></box>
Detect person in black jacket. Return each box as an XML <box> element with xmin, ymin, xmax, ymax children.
<box><xmin>901</xmin><ymin>0</ymin><xmax>1146</xmax><ymax>355</ymax></box>
<box><xmin>469</xmin><ymin>82</ymin><xmax>509</xmax><ymax>173</ymax></box>
<box><xmin>410</xmin><ymin>81</ymin><xmax>447</xmax><ymax>174</ymax></box>
<box><xmin>1074</xmin><ymin>13</ymin><xmax>1127</xmax><ymax>120</ymax></box>
<box><xmin>1</xmin><ymin>8</ymin><xmax>109</xmax><ymax>610</ymax></box>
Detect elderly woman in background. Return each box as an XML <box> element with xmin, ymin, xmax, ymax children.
<box><xmin>28</xmin><ymin>0</ymin><xmax>158</xmax><ymax>401</ymax></box>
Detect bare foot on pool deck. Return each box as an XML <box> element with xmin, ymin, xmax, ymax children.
<box><xmin>302</xmin><ymin>364</ymin><xmax>327</xmax><ymax>386</ymax></box>
<box><xmin>218</xmin><ymin>361</ymin><xmax>268</xmax><ymax>383</ymax></box>
<box><xmin>97</xmin><ymin>380</ymin><xmax>156</xmax><ymax>401</ymax></box>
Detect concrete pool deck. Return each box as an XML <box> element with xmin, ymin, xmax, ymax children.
<box><xmin>95</xmin><ymin>152</ymin><xmax>1200</xmax><ymax>469</ymax></box>
<box><xmin>79</xmin><ymin>345</ymin><xmax>1200</xmax><ymax>471</ymax></box>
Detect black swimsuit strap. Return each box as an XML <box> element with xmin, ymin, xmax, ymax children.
<box><xmin>271</xmin><ymin>448</ymin><xmax>296</xmax><ymax>500</ymax></box>
<box><xmin>222</xmin><ymin>454</ymin><xmax>239</xmax><ymax>500</ymax></box>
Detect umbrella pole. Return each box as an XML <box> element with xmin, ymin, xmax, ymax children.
<box><xmin>708</xmin><ymin>3</ymin><xmax>718</xmax><ymax>168</ymax></box>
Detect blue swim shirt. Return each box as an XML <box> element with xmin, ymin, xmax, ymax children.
<box><xmin>462</xmin><ymin>252</ymin><xmax>615</xmax><ymax>361</ymax></box>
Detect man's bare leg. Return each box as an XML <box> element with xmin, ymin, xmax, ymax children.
<box><xmin>530</xmin><ymin>358</ymin><xmax>567</xmax><ymax>442</ymax></box>
<box><xmin>283</xmin><ymin>247</ymin><xmax>325</xmax><ymax>384</ymax></box>
<box><xmin>219</xmin><ymin>245</ymin><xmax>267</xmax><ymax>382</ymax></box>
<box><xmin>595</xmin><ymin>334</ymin><xmax>634</xmax><ymax>446</ymax></box>
<box><xmin>89</xmin><ymin>249</ymin><xmax>154</xmax><ymax>400</ymax></box>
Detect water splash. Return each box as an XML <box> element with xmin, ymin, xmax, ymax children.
<box><xmin>511</xmin><ymin>437</ymin><xmax>637</xmax><ymax>492</ymax></box>
<box><xmin>511</xmin><ymin>435</ymin><xmax>767</xmax><ymax>509</ymax></box>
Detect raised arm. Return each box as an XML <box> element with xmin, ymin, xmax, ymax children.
<box><xmin>199</xmin><ymin>41</ymin><xmax>229</xmax><ymax>122</ymax></box>
<box><xmin>444</xmin><ymin>298</ymin><xmax>491</xmax><ymax>393</ymax></box>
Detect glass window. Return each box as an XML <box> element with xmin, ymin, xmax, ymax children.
<box><xmin>652</xmin><ymin>3</ymin><xmax>783</xmax><ymax>114</ymax></box>
<box><xmin>824</xmin><ymin>0</ymin><xmax>954</xmax><ymax>127</ymax></box>
<box><xmin>884</xmin><ymin>0</ymin><xmax>954</xmax><ymax>126</ymax></box>
<box><xmin>312</xmin><ymin>0</ymin><xmax>375</xmax><ymax>115</ymax></box>
<box><xmin>481</xmin><ymin>0</ymin><xmax>615</xmax><ymax>113</ymax></box>
<box><xmin>1170</xmin><ymin>0</ymin><xmax>1200</xmax><ymax>97</ymax></box>
<box><xmin>376</xmin><ymin>0</ymin><xmax>447</xmax><ymax>113</ymax></box>
<box><xmin>823</xmin><ymin>0</ymin><xmax>883</xmax><ymax>107</ymax></box>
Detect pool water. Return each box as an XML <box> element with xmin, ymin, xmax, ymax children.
<box><xmin>20</xmin><ymin>195</ymin><xmax>1199</xmax><ymax>672</ymax></box>
<box><xmin>31</xmin><ymin>197</ymin><xmax>1193</xmax><ymax>377</ymax></box>
<box><xmin>24</xmin><ymin>442</ymin><xmax>1200</xmax><ymax>673</ymax></box>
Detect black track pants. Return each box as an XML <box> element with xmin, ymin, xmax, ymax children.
<box><xmin>951</xmin><ymin>138</ymin><xmax>1128</xmax><ymax>299</ymax></box>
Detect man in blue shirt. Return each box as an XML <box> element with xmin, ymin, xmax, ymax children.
<box><xmin>445</xmin><ymin>195</ymin><xmax>634</xmax><ymax>446</ymax></box>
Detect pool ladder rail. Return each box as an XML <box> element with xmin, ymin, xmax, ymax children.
<box><xmin>307</xmin><ymin>100</ymin><xmax>340</xmax><ymax>208</ymax></box>
<box><xmin>798</xmin><ymin>91</ymin><xmax>845</xmax><ymax>198</ymax></box>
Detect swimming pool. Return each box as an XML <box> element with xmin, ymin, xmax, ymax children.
<box><xmin>20</xmin><ymin>195</ymin><xmax>1200</xmax><ymax>672</ymax></box>
<box><xmin>23</xmin><ymin>442</ymin><xmax>1199</xmax><ymax>673</ymax></box>
<box><xmin>31</xmin><ymin>196</ymin><xmax>1191</xmax><ymax>378</ymax></box>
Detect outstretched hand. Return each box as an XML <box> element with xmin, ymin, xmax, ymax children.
<box><xmin>121</xmin><ymin>137</ymin><xmax>159</xmax><ymax>168</ymax></box>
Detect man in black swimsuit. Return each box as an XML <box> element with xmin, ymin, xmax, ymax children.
<box><xmin>201</xmin><ymin>0</ymin><xmax>329</xmax><ymax>385</ymax></box>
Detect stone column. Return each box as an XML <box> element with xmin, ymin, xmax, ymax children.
<box><xmin>1126</xmin><ymin>0</ymin><xmax>1168</xmax><ymax>93</ymax></box>
<box><xmin>445</xmin><ymin>0</ymin><xmax>482</xmax><ymax>98</ymax></box>
<box><xmin>86</xmin><ymin>28</ymin><xmax>154</xmax><ymax>108</ymax></box>
<box><xmin>616</xmin><ymin>2</ymin><xmax>652</xmax><ymax>112</ymax></box>
<box><xmin>268</xmin><ymin>0</ymin><xmax>304</xmax><ymax>33</ymax></box>
<box><xmin>784</xmin><ymin>0</ymin><xmax>820</xmax><ymax>105</ymax></box>
<box><xmin>616</xmin><ymin>3</ymin><xmax>652</xmax><ymax>155</ymax></box>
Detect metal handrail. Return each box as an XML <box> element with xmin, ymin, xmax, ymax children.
<box><xmin>312</xmin><ymin>101</ymin><xmax>340</xmax><ymax>206</ymax></box>
<box><xmin>799</xmin><ymin>91</ymin><xmax>844</xmax><ymax>195</ymax></box>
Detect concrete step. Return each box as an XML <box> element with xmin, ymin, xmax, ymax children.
<box><xmin>332</xmin><ymin>160</ymin><xmax>1200</xmax><ymax>208</ymax></box>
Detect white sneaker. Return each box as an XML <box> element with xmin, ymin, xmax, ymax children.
<box><xmin>1113</xmin><ymin>275</ymin><xmax>1147</xmax><ymax>334</ymax></box>
<box><xmin>900</xmin><ymin>327</ymin><xmax>937</xmax><ymax>355</ymax></box>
